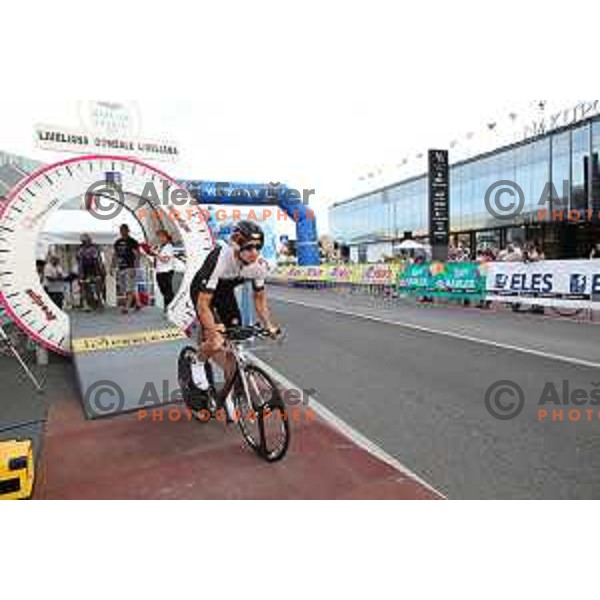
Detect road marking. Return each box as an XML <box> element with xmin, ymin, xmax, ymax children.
<box><xmin>272</xmin><ymin>294</ymin><xmax>600</xmax><ymax>371</ymax></box>
<box><xmin>250</xmin><ymin>354</ymin><xmax>446</xmax><ymax>500</ymax></box>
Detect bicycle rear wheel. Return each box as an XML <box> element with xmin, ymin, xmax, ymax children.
<box><xmin>236</xmin><ymin>365</ymin><xmax>290</xmax><ymax>463</ymax></box>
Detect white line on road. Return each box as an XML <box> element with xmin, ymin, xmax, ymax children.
<box><xmin>250</xmin><ymin>354</ymin><xmax>447</xmax><ymax>500</ymax></box>
<box><xmin>272</xmin><ymin>294</ymin><xmax>600</xmax><ymax>371</ymax></box>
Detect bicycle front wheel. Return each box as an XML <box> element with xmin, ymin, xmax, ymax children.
<box><xmin>235</xmin><ymin>365</ymin><xmax>290</xmax><ymax>463</ymax></box>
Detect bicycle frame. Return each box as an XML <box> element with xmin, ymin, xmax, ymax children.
<box><xmin>211</xmin><ymin>338</ymin><xmax>255</xmax><ymax>411</ymax></box>
<box><xmin>204</xmin><ymin>326</ymin><xmax>285</xmax><ymax>413</ymax></box>
<box><xmin>183</xmin><ymin>326</ymin><xmax>290</xmax><ymax>462</ymax></box>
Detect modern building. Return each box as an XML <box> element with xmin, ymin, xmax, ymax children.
<box><xmin>330</xmin><ymin>114</ymin><xmax>600</xmax><ymax>262</ymax></box>
<box><xmin>0</xmin><ymin>151</ymin><xmax>41</xmax><ymax>200</ymax></box>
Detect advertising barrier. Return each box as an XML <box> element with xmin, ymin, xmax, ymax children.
<box><xmin>272</xmin><ymin>260</ymin><xmax>600</xmax><ymax>310</ymax></box>
<box><xmin>486</xmin><ymin>260</ymin><xmax>600</xmax><ymax>308</ymax></box>
<box><xmin>270</xmin><ymin>264</ymin><xmax>402</xmax><ymax>286</ymax></box>
<box><xmin>397</xmin><ymin>263</ymin><xmax>487</xmax><ymax>300</ymax></box>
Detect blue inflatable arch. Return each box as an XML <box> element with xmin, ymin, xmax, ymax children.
<box><xmin>182</xmin><ymin>180</ymin><xmax>320</xmax><ymax>266</ymax></box>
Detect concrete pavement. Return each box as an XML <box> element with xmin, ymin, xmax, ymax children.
<box><xmin>257</xmin><ymin>286</ymin><xmax>600</xmax><ymax>499</ymax></box>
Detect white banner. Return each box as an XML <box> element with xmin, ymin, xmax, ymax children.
<box><xmin>35</xmin><ymin>124</ymin><xmax>180</xmax><ymax>163</ymax></box>
<box><xmin>486</xmin><ymin>260</ymin><xmax>600</xmax><ymax>308</ymax></box>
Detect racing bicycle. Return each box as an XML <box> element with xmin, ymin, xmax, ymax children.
<box><xmin>178</xmin><ymin>324</ymin><xmax>290</xmax><ymax>463</ymax></box>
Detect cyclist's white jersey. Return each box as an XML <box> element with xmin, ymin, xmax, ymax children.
<box><xmin>191</xmin><ymin>242</ymin><xmax>269</xmax><ymax>297</ymax></box>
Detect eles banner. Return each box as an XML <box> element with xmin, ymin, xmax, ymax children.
<box><xmin>486</xmin><ymin>261</ymin><xmax>600</xmax><ymax>305</ymax></box>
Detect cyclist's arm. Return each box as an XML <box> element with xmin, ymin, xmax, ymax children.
<box><xmin>254</xmin><ymin>289</ymin><xmax>276</xmax><ymax>331</ymax></box>
<box><xmin>196</xmin><ymin>292</ymin><xmax>221</xmax><ymax>333</ymax></box>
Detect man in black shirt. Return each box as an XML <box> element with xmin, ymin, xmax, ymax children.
<box><xmin>112</xmin><ymin>224</ymin><xmax>141</xmax><ymax>314</ymax></box>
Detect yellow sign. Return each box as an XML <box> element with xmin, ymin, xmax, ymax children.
<box><xmin>72</xmin><ymin>328</ymin><xmax>187</xmax><ymax>354</ymax></box>
<box><xmin>270</xmin><ymin>264</ymin><xmax>404</xmax><ymax>286</ymax></box>
<box><xmin>0</xmin><ymin>440</ymin><xmax>34</xmax><ymax>501</ymax></box>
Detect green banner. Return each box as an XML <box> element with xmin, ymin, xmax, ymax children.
<box><xmin>397</xmin><ymin>262</ymin><xmax>488</xmax><ymax>300</ymax></box>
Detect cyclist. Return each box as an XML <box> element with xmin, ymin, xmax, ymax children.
<box><xmin>188</xmin><ymin>221</ymin><xmax>279</xmax><ymax>409</ymax></box>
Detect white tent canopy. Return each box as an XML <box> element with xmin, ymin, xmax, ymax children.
<box><xmin>398</xmin><ymin>239</ymin><xmax>424</xmax><ymax>251</ymax></box>
<box><xmin>36</xmin><ymin>208</ymin><xmax>144</xmax><ymax>259</ymax></box>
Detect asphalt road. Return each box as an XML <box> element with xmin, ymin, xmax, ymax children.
<box><xmin>254</xmin><ymin>285</ymin><xmax>600</xmax><ymax>499</ymax></box>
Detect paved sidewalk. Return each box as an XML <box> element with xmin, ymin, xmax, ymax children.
<box><xmin>0</xmin><ymin>352</ymin><xmax>72</xmax><ymax>461</ymax></box>
<box><xmin>34</xmin><ymin>385</ymin><xmax>441</xmax><ymax>500</ymax></box>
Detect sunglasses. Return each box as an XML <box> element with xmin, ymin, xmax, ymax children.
<box><xmin>240</xmin><ymin>243</ymin><xmax>263</xmax><ymax>252</ymax></box>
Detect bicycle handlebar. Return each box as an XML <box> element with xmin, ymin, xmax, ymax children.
<box><xmin>224</xmin><ymin>324</ymin><xmax>283</xmax><ymax>342</ymax></box>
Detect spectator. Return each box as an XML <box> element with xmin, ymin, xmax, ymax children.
<box><xmin>499</xmin><ymin>244</ymin><xmax>523</xmax><ymax>262</ymax></box>
<box><xmin>36</xmin><ymin>259</ymin><xmax>46</xmax><ymax>284</ymax></box>
<box><xmin>523</xmin><ymin>243</ymin><xmax>544</xmax><ymax>263</ymax></box>
<box><xmin>477</xmin><ymin>249</ymin><xmax>494</xmax><ymax>264</ymax></box>
<box><xmin>152</xmin><ymin>230</ymin><xmax>176</xmax><ymax>311</ymax></box>
<box><xmin>78</xmin><ymin>234</ymin><xmax>105</xmax><ymax>310</ymax></box>
<box><xmin>533</xmin><ymin>243</ymin><xmax>545</xmax><ymax>261</ymax></box>
<box><xmin>44</xmin><ymin>255</ymin><xmax>65</xmax><ymax>309</ymax></box>
<box><xmin>112</xmin><ymin>224</ymin><xmax>142</xmax><ymax>315</ymax></box>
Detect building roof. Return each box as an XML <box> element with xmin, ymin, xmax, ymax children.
<box><xmin>332</xmin><ymin>113</ymin><xmax>600</xmax><ymax>211</ymax></box>
<box><xmin>0</xmin><ymin>162</ymin><xmax>29</xmax><ymax>189</ymax></box>
<box><xmin>0</xmin><ymin>179</ymin><xmax>11</xmax><ymax>198</ymax></box>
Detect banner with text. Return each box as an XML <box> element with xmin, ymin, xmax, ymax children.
<box><xmin>269</xmin><ymin>264</ymin><xmax>403</xmax><ymax>286</ymax></box>
<box><xmin>398</xmin><ymin>263</ymin><xmax>487</xmax><ymax>300</ymax></box>
<box><xmin>486</xmin><ymin>260</ymin><xmax>600</xmax><ymax>307</ymax></box>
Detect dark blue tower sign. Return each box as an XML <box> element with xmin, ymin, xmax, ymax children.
<box><xmin>428</xmin><ymin>150</ymin><xmax>450</xmax><ymax>262</ymax></box>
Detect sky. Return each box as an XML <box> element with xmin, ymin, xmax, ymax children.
<box><xmin>0</xmin><ymin>1</ymin><xmax>595</xmax><ymax>236</ymax></box>
<box><xmin>4</xmin><ymin>98</ymin><xmax>587</xmax><ymax>237</ymax></box>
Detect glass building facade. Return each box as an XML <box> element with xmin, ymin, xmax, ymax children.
<box><xmin>331</xmin><ymin>116</ymin><xmax>600</xmax><ymax>260</ymax></box>
<box><xmin>0</xmin><ymin>151</ymin><xmax>41</xmax><ymax>174</ymax></box>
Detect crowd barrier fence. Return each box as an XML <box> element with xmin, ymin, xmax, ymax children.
<box><xmin>270</xmin><ymin>261</ymin><xmax>600</xmax><ymax>320</ymax></box>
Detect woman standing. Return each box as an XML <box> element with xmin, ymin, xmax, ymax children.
<box><xmin>154</xmin><ymin>230</ymin><xmax>176</xmax><ymax>310</ymax></box>
<box><xmin>44</xmin><ymin>255</ymin><xmax>66</xmax><ymax>309</ymax></box>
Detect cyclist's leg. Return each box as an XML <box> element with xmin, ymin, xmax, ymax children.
<box><xmin>190</xmin><ymin>285</ymin><xmax>216</xmax><ymax>360</ymax></box>
<box><xmin>206</xmin><ymin>288</ymin><xmax>242</xmax><ymax>385</ymax></box>
<box><xmin>188</xmin><ymin>284</ymin><xmax>223</xmax><ymax>395</ymax></box>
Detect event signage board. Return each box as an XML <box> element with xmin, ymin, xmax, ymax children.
<box><xmin>35</xmin><ymin>125</ymin><xmax>180</xmax><ymax>163</ymax></box>
<box><xmin>269</xmin><ymin>264</ymin><xmax>402</xmax><ymax>286</ymax></box>
<box><xmin>429</xmin><ymin>150</ymin><xmax>450</xmax><ymax>262</ymax></box>
<box><xmin>397</xmin><ymin>263</ymin><xmax>487</xmax><ymax>300</ymax></box>
<box><xmin>486</xmin><ymin>260</ymin><xmax>600</xmax><ymax>307</ymax></box>
<box><xmin>35</xmin><ymin>101</ymin><xmax>179</xmax><ymax>163</ymax></box>
<box><xmin>272</xmin><ymin>259</ymin><xmax>600</xmax><ymax>309</ymax></box>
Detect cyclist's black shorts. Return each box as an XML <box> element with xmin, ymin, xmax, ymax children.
<box><xmin>190</xmin><ymin>278</ymin><xmax>242</xmax><ymax>329</ymax></box>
